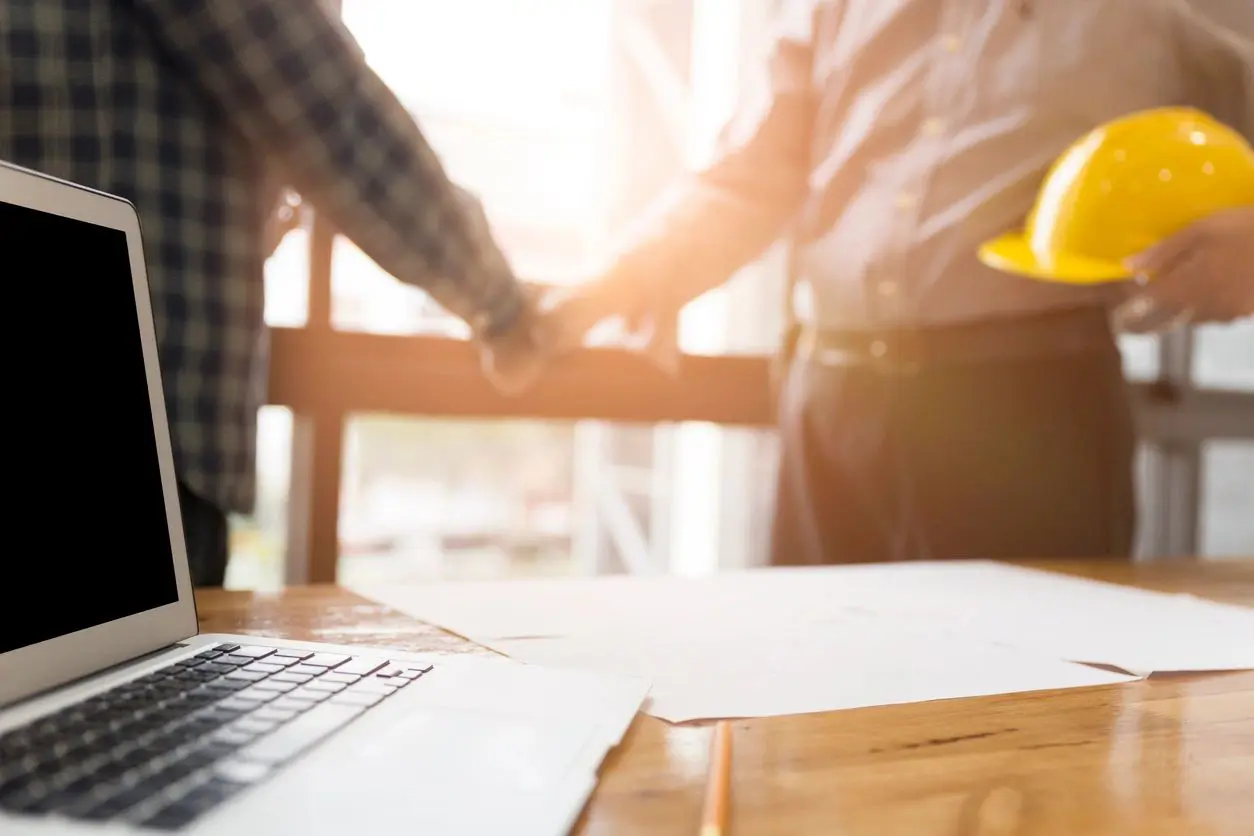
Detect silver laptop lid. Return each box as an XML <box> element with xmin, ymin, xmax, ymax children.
<box><xmin>0</xmin><ymin>162</ymin><xmax>198</xmax><ymax>707</ymax></box>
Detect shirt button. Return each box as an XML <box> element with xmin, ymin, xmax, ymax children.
<box><xmin>921</xmin><ymin>117</ymin><xmax>945</xmax><ymax>136</ymax></box>
<box><xmin>941</xmin><ymin>34</ymin><xmax>962</xmax><ymax>53</ymax></box>
<box><xmin>869</xmin><ymin>340</ymin><xmax>888</xmax><ymax>359</ymax></box>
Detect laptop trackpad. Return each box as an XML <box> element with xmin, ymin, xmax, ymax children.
<box><xmin>263</xmin><ymin>707</ymin><xmax>596</xmax><ymax>835</ymax></box>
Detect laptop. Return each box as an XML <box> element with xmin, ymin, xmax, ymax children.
<box><xmin>0</xmin><ymin>160</ymin><xmax>648</xmax><ymax>835</ymax></box>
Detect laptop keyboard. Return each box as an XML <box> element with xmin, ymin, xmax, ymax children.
<box><xmin>0</xmin><ymin>643</ymin><xmax>432</xmax><ymax>830</ymax></box>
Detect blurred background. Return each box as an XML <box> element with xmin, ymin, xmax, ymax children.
<box><xmin>227</xmin><ymin>0</ymin><xmax>1254</xmax><ymax>590</ymax></box>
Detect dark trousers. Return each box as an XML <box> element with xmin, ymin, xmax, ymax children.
<box><xmin>178</xmin><ymin>482</ymin><xmax>230</xmax><ymax>587</ymax></box>
<box><xmin>769</xmin><ymin>335</ymin><xmax>1137</xmax><ymax>565</ymax></box>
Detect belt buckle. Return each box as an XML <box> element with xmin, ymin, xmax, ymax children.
<box><xmin>797</xmin><ymin>328</ymin><xmax>922</xmax><ymax>374</ymax></box>
<box><xmin>798</xmin><ymin>329</ymin><xmax>845</xmax><ymax>366</ymax></box>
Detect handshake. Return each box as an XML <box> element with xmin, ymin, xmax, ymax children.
<box><xmin>477</xmin><ymin>273</ymin><xmax>679</xmax><ymax>395</ymax></box>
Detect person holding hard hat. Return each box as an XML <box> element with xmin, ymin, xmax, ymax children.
<box><xmin>979</xmin><ymin>107</ymin><xmax>1254</xmax><ymax>328</ymax></box>
<box><xmin>1119</xmin><ymin>206</ymin><xmax>1254</xmax><ymax>327</ymax></box>
<box><xmin>550</xmin><ymin>0</ymin><xmax>1254</xmax><ymax>565</ymax></box>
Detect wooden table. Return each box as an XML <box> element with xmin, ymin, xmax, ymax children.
<box><xmin>196</xmin><ymin>559</ymin><xmax>1254</xmax><ymax>835</ymax></box>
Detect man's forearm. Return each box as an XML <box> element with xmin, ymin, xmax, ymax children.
<box><xmin>612</xmin><ymin>170</ymin><xmax>807</xmax><ymax>314</ymax></box>
<box><xmin>604</xmin><ymin>16</ymin><xmax>815</xmax><ymax>315</ymax></box>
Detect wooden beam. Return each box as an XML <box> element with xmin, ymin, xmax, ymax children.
<box><xmin>283</xmin><ymin>213</ymin><xmax>343</xmax><ymax>583</ymax></box>
<box><xmin>284</xmin><ymin>411</ymin><xmax>347</xmax><ymax>585</ymax></box>
<box><xmin>267</xmin><ymin>327</ymin><xmax>1254</xmax><ymax>438</ymax></box>
<box><xmin>267</xmin><ymin>328</ymin><xmax>775</xmax><ymax>426</ymax></box>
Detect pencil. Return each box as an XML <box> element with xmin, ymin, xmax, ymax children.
<box><xmin>700</xmin><ymin>720</ymin><xmax>733</xmax><ymax>836</ymax></box>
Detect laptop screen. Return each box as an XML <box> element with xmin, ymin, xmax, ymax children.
<box><xmin>0</xmin><ymin>200</ymin><xmax>180</xmax><ymax>655</ymax></box>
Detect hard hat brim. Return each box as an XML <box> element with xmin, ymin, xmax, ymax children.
<box><xmin>978</xmin><ymin>232</ymin><xmax>1130</xmax><ymax>285</ymax></box>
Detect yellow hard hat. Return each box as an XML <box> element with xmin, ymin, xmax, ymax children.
<box><xmin>979</xmin><ymin>107</ymin><xmax>1254</xmax><ymax>284</ymax></box>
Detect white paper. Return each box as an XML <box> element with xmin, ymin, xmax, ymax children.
<box><xmin>816</xmin><ymin>561</ymin><xmax>1254</xmax><ymax>675</ymax></box>
<box><xmin>355</xmin><ymin>562</ymin><xmax>1254</xmax><ymax>672</ymax></box>
<box><xmin>350</xmin><ymin>563</ymin><xmax>1228</xmax><ymax>723</ymax></box>
<box><xmin>480</xmin><ymin>614</ymin><xmax>1136</xmax><ymax>723</ymax></box>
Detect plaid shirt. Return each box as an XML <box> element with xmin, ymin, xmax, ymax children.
<box><xmin>0</xmin><ymin>0</ymin><xmax>527</xmax><ymax>514</ymax></box>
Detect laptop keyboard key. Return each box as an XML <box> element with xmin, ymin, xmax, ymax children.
<box><xmin>219</xmin><ymin>654</ymin><xmax>258</xmax><ymax>667</ymax></box>
<box><xmin>237</xmin><ymin>703</ymin><xmax>365</xmax><ymax>765</ymax></box>
<box><xmin>137</xmin><ymin>804</ymin><xmax>200</xmax><ymax>832</ymax></box>
<box><xmin>0</xmin><ymin>787</ymin><xmax>43</xmax><ymax>814</ymax></box>
<box><xmin>374</xmin><ymin>663</ymin><xmax>429</xmax><ymax>680</ymax></box>
<box><xmin>396</xmin><ymin>667</ymin><xmax>428</xmax><ymax>680</ymax></box>
<box><xmin>320</xmin><ymin>672</ymin><xmax>360</xmax><ymax>685</ymax></box>
<box><xmin>251</xmin><ymin>707</ymin><xmax>299</xmax><ymax>724</ymax></box>
<box><xmin>244</xmin><ymin>662</ymin><xmax>285</xmax><ymax>674</ymax></box>
<box><xmin>198</xmin><ymin>708</ymin><xmax>246</xmax><ymax>728</ymax></box>
<box><xmin>232</xmin><ymin>688</ymin><xmax>279</xmax><ymax>704</ymax></box>
<box><xmin>270</xmin><ymin>648</ymin><xmax>314</xmax><ymax>661</ymax></box>
<box><xmin>268</xmin><ymin>696</ymin><xmax>317</xmax><ymax>714</ymax></box>
<box><xmin>301</xmin><ymin>653</ymin><xmax>351</xmax><ymax>669</ymax></box>
<box><xmin>335</xmin><ymin>657</ymin><xmax>389</xmax><ymax>676</ymax></box>
<box><xmin>232</xmin><ymin>646</ymin><xmax>277</xmax><ymax>660</ymax></box>
<box><xmin>231</xmin><ymin>718</ymin><xmax>278</xmax><ymax>736</ymax></box>
<box><xmin>270</xmin><ymin>656</ymin><xmax>301</xmax><ymax>668</ymax></box>
<box><xmin>136</xmin><ymin>777</ymin><xmax>247</xmax><ymax>832</ymax></box>
<box><xmin>284</xmin><ymin>664</ymin><xmax>325</xmax><ymax>677</ymax></box>
<box><xmin>79</xmin><ymin>784</ymin><xmax>153</xmax><ymax>820</ymax></box>
<box><xmin>2</xmin><ymin>787</ymin><xmax>59</xmax><ymax>816</ymax></box>
<box><xmin>197</xmin><ymin>662</ymin><xmax>235</xmax><ymax>675</ymax></box>
<box><xmin>210</xmin><ymin>728</ymin><xmax>256</xmax><ymax>748</ymax></box>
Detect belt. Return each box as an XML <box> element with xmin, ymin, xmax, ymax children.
<box><xmin>793</xmin><ymin>306</ymin><xmax>1115</xmax><ymax>374</ymax></box>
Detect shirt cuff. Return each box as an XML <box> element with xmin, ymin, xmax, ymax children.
<box><xmin>476</xmin><ymin>288</ymin><xmax>527</xmax><ymax>341</ymax></box>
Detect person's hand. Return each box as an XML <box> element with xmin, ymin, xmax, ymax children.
<box><xmin>477</xmin><ymin>288</ymin><xmax>561</xmax><ymax>396</ymax></box>
<box><xmin>1114</xmin><ymin>207</ymin><xmax>1254</xmax><ymax>332</ymax></box>
<box><xmin>544</xmin><ymin>268</ymin><xmax>680</xmax><ymax>374</ymax></box>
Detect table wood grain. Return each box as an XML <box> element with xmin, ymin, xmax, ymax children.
<box><xmin>195</xmin><ymin>560</ymin><xmax>1254</xmax><ymax>836</ymax></box>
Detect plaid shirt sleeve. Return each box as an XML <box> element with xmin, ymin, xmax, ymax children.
<box><xmin>127</xmin><ymin>0</ymin><xmax>527</xmax><ymax>339</ymax></box>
